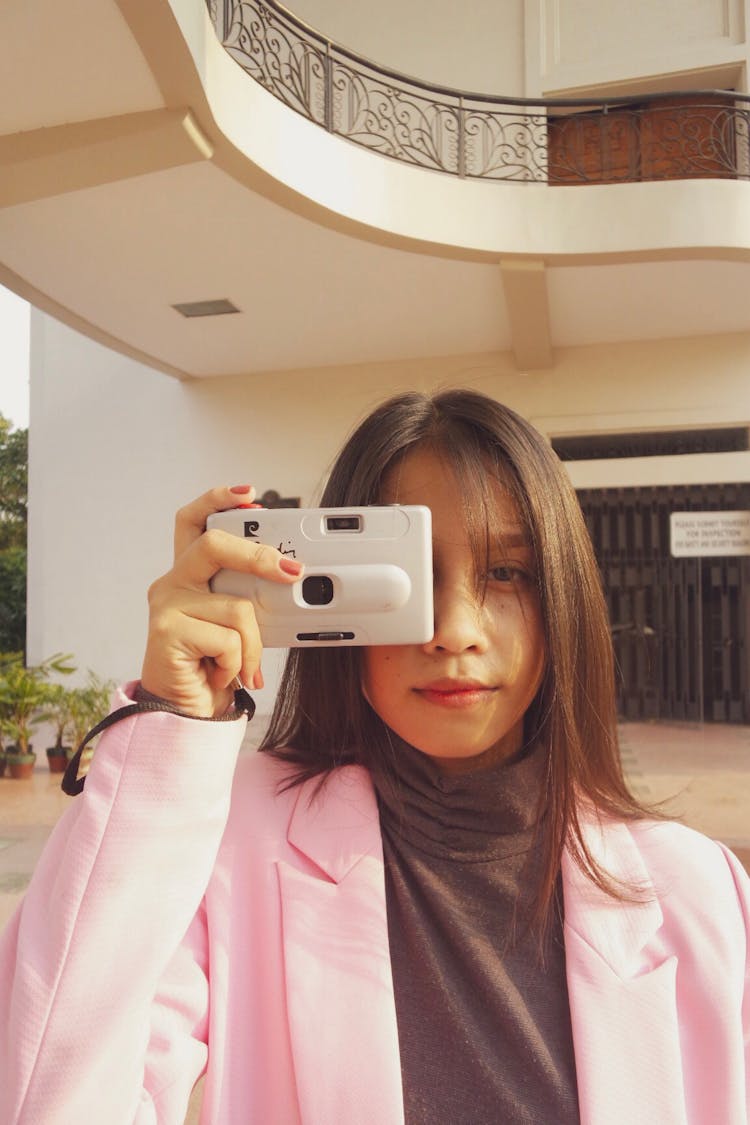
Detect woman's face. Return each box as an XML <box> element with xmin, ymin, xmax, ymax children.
<box><xmin>362</xmin><ymin>448</ymin><xmax>545</xmax><ymax>774</ymax></box>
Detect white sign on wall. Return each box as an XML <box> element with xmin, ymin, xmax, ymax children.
<box><xmin>670</xmin><ymin>511</ymin><xmax>750</xmax><ymax>557</ymax></box>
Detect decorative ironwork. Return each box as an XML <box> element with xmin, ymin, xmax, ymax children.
<box><xmin>330</xmin><ymin>57</ymin><xmax>461</xmax><ymax>173</ymax></box>
<box><xmin>207</xmin><ymin>0</ymin><xmax>750</xmax><ymax>184</ymax></box>
<box><xmin>221</xmin><ymin>1</ymin><xmax>328</xmax><ymax>123</ymax></box>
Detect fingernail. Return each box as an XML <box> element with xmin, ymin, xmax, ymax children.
<box><xmin>279</xmin><ymin>558</ymin><xmax>303</xmax><ymax>576</ymax></box>
<box><xmin>253</xmin><ymin>668</ymin><xmax>264</xmax><ymax>690</ymax></box>
<box><xmin>230</xmin><ymin>484</ymin><xmax>253</xmax><ymax>495</ymax></box>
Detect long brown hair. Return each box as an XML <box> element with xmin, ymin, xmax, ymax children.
<box><xmin>261</xmin><ymin>388</ymin><xmax>659</xmax><ymax>928</ymax></box>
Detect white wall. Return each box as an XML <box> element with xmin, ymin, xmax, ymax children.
<box><xmin>287</xmin><ymin>0</ymin><xmax>525</xmax><ymax>96</ymax></box>
<box><xmin>527</xmin><ymin>0</ymin><xmax>749</xmax><ymax>96</ymax></box>
<box><xmin>227</xmin><ymin>0</ymin><xmax>749</xmax><ymax>101</ymax></box>
<box><xmin>28</xmin><ymin>311</ymin><xmax>750</xmax><ymax>710</ymax></box>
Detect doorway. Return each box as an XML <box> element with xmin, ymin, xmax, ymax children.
<box><xmin>577</xmin><ymin>483</ymin><xmax>750</xmax><ymax>722</ymax></box>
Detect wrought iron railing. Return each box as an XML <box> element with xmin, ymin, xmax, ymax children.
<box><xmin>206</xmin><ymin>0</ymin><xmax>750</xmax><ymax>184</ymax></box>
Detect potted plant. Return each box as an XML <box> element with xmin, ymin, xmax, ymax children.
<box><xmin>0</xmin><ymin>653</ymin><xmax>75</xmax><ymax>779</ymax></box>
<box><xmin>0</xmin><ymin>652</ymin><xmax>18</xmax><ymax>778</ymax></box>
<box><xmin>41</xmin><ymin>682</ymin><xmax>77</xmax><ymax>773</ymax></box>
<box><xmin>66</xmin><ymin>672</ymin><xmax>115</xmax><ymax>775</ymax></box>
<box><xmin>0</xmin><ymin>656</ymin><xmax>46</xmax><ymax>778</ymax></box>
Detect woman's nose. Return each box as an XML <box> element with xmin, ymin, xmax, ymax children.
<box><xmin>423</xmin><ymin>582</ymin><xmax>488</xmax><ymax>655</ymax></box>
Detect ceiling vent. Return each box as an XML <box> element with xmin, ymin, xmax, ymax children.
<box><xmin>172</xmin><ymin>299</ymin><xmax>240</xmax><ymax>318</ymax></box>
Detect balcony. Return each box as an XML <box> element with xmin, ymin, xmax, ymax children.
<box><xmin>210</xmin><ymin>0</ymin><xmax>750</xmax><ymax>185</ymax></box>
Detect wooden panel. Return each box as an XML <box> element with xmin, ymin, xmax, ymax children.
<box><xmin>640</xmin><ymin>96</ymin><xmax>734</xmax><ymax>181</ymax></box>
<box><xmin>547</xmin><ymin>95</ymin><xmax>739</xmax><ymax>185</ymax></box>
<box><xmin>548</xmin><ymin>108</ymin><xmax>639</xmax><ymax>184</ymax></box>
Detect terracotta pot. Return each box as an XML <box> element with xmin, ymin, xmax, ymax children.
<box><xmin>6</xmin><ymin>749</ymin><xmax>36</xmax><ymax>780</ymax></box>
<box><xmin>46</xmin><ymin>747</ymin><xmax>69</xmax><ymax>774</ymax></box>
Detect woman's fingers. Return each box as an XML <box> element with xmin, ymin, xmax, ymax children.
<box><xmin>173</xmin><ymin>485</ymin><xmax>255</xmax><ymax>560</ymax></box>
<box><xmin>147</xmin><ymin>590</ymin><xmax>263</xmax><ymax>689</ymax></box>
<box><xmin>141</xmin><ymin>611</ymin><xmax>256</xmax><ymax>717</ymax></box>
<box><xmin>169</xmin><ymin>526</ymin><xmax>304</xmax><ymax>591</ymax></box>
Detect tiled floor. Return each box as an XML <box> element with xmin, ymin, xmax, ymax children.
<box><xmin>1</xmin><ymin>720</ymin><xmax>748</xmax><ymax>1124</ymax></box>
<box><xmin>616</xmin><ymin>719</ymin><xmax>750</xmax><ymax>868</ymax></box>
<box><xmin>0</xmin><ymin>763</ymin><xmax>69</xmax><ymax>930</ymax></box>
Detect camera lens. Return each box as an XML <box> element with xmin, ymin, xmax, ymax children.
<box><xmin>302</xmin><ymin>575</ymin><xmax>334</xmax><ymax>606</ymax></box>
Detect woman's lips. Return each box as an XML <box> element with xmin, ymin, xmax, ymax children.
<box><xmin>414</xmin><ymin>680</ymin><xmax>496</xmax><ymax>709</ymax></box>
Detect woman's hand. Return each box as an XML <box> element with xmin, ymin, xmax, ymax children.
<box><xmin>140</xmin><ymin>485</ymin><xmax>303</xmax><ymax>718</ymax></box>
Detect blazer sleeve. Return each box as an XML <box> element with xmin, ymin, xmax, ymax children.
<box><xmin>716</xmin><ymin>842</ymin><xmax>750</xmax><ymax>1116</ymax></box>
<box><xmin>0</xmin><ymin>689</ymin><xmax>247</xmax><ymax>1125</ymax></box>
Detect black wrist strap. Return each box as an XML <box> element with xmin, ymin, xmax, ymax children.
<box><xmin>61</xmin><ymin>685</ymin><xmax>256</xmax><ymax>797</ymax></box>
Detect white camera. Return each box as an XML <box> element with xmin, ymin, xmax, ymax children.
<box><xmin>207</xmin><ymin>505</ymin><xmax>433</xmax><ymax>647</ymax></box>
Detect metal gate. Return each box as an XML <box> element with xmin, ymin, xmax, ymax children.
<box><xmin>577</xmin><ymin>484</ymin><xmax>750</xmax><ymax>722</ymax></box>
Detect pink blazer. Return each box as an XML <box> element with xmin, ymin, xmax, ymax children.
<box><xmin>1</xmin><ymin>692</ymin><xmax>748</xmax><ymax>1124</ymax></box>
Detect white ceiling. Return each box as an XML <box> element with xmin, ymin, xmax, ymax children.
<box><xmin>548</xmin><ymin>260</ymin><xmax>750</xmax><ymax>347</ymax></box>
<box><xmin>1</xmin><ymin>0</ymin><xmax>749</xmax><ymax>381</ymax></box>
<box><xmin>0</xmin><ymin>0</ymin><xmax>163</xmax><ymax>134</ymax></box>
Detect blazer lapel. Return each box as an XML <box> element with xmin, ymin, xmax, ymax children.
<box><xmin>278</xmin><ymin>766</ymin><xmax>404</xmax><ymax>1125</ymax></box>
<box><xmin>562</xmin><ymin>817</ymin><xmax>688</xmax><ymax>1125</ymax></box>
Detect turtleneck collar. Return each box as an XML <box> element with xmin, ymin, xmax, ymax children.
<box><xmin>373</xmin><ymin>737</ymin><xmax>549</xmax><ymax>863</ymax></box>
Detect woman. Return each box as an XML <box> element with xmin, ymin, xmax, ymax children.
<box><xmin>1</xmin><ymin>389</ymin><xmax>748</xmax><ymax>1123</ymax></box>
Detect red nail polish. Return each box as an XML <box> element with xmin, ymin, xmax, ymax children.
<box><xmin>229</xmin><ymin>484</ymin><xmax>252</xmax><ymax>495</ymax></box>
<box><xmin>253</xmin><ymin>668</ymin><xmax>264</xmax><ymax>690</ymax></box>
<box><xmin>279</xmin><ymin>557</ymin><xmax>303</xmax><ymax>576</ymax></box>
<box><xmin>236</xmin><ymin>503</ymin><xmax>264</xmax><ymax>509</ymax></box>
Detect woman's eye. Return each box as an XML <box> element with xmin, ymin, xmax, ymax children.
<box><xmin>488</xmin><ymin>564</ymin><xmax>527</xmax><ymax>584</ymax></box>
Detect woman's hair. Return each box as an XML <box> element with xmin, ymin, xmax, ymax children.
<box><xmin>260</xmin><ymin>388</ymin><xmax>660</xmax><ymax>930</ymax></box>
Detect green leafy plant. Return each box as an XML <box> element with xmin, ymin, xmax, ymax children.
<box><xmin>0</xmin><ymin>417</ymin><xmax>28</xmax><ymax>655</ymax></box>
<box><xmin>0</xmin><ymin>651</ymin><xmax>18</xmax><ymax>751</ymax></box>
<box><xmin>42</xmin><ymin>682</ymin><xmax>78</xmax><ymax>751</ymax></box>
<box><xmin>0</xmin><ymin>548</ymin><xmax>26</xmax><ymax>654</ymax></box>
<box><xmin>67</xmin><ymin>672</ymin><xmax>115</xmax><ymax>757</ymax></box>
<box><xmin>0</xmin><ymin>652</ymin><xmax>75</xmax><ymax>756</ymax></box>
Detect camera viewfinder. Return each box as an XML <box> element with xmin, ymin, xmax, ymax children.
<box><xmin>325</xmin><ymin>515</ymin><xmax>362</xmax><ymax>532</ymax></box>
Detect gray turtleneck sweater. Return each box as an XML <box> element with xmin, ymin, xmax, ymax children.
<box><xmin>374</xmin><ymin>740</ymin><xmax>580</xmax><ymax>1124</ymax></box>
